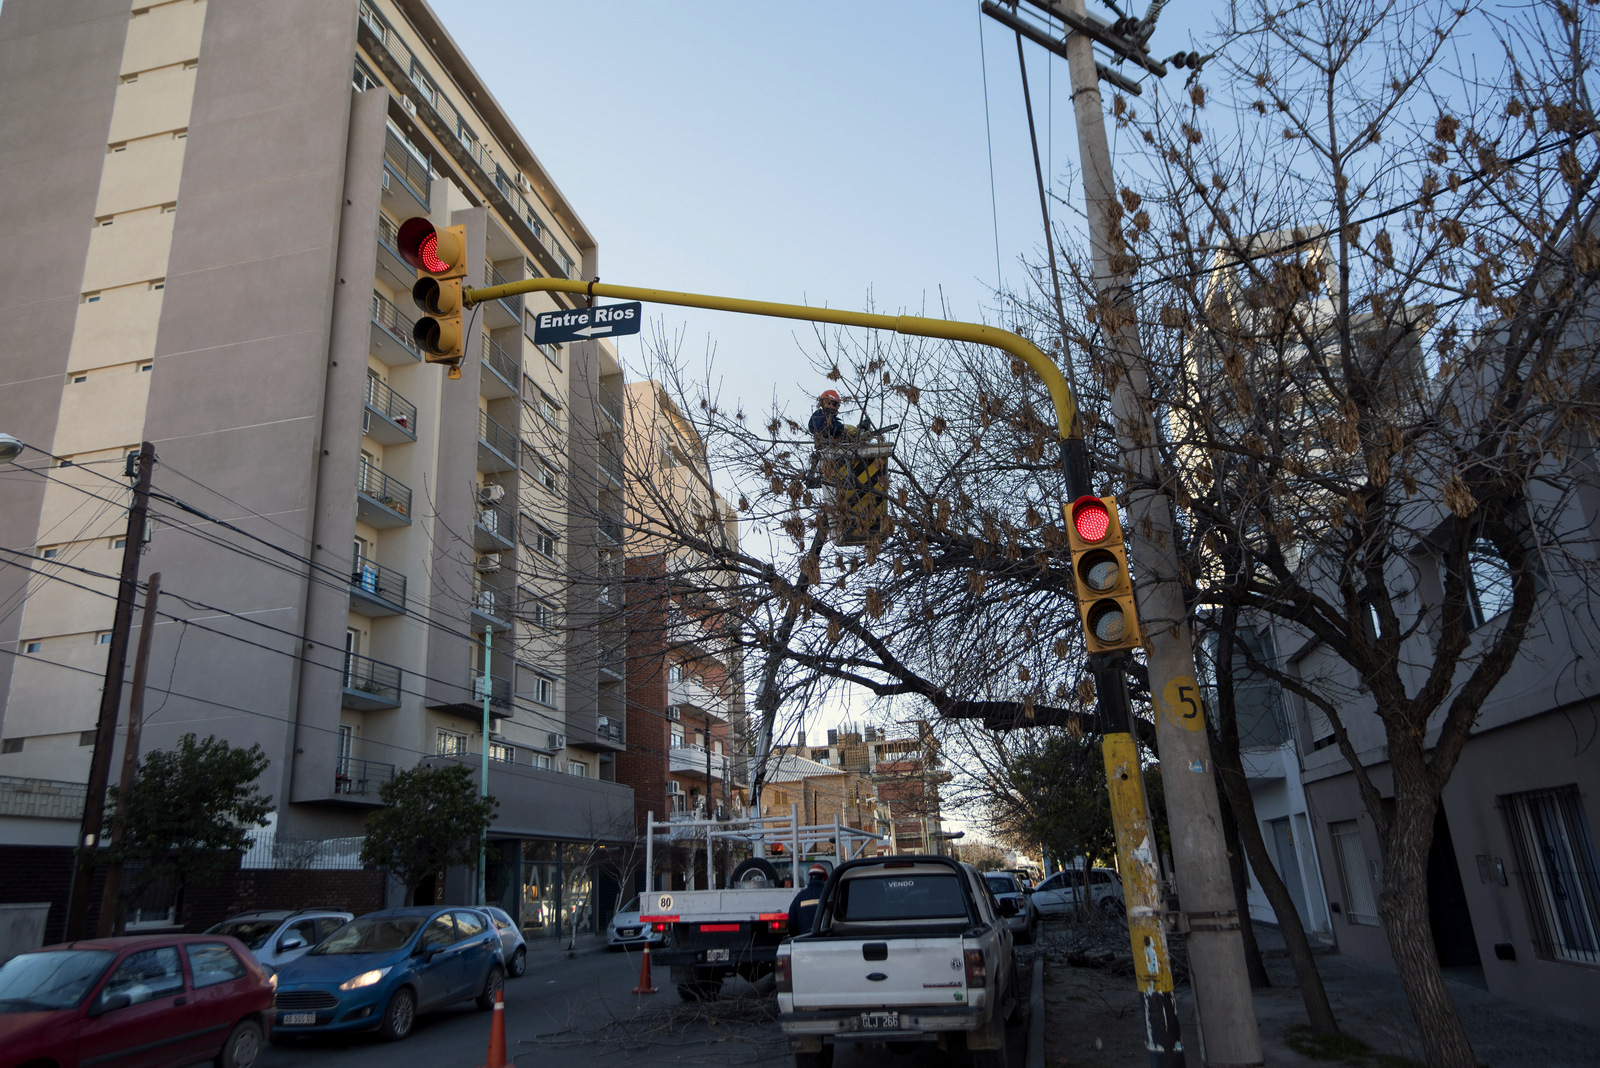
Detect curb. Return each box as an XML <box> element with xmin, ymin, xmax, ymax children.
<box><xmin>524</xmin><ymin>942</ymin><xmax>613</xmax><ymax>962</ymax></box>
<box><xmin>1027</xmin><ymin>957</ymin><xmax>1045</xmax><ymax>1068</ymax></box>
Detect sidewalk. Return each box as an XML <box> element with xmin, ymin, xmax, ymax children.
<box><xmin>521</xmin><ymin>931</ymin><xmax>612</xmax><ymax>961</ymax></box>
<box><xmin>1248</xmin><ymin>923</ymin><xmax>1600</xmax><ymax>1067</ymax></box>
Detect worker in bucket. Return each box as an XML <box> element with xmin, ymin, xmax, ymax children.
<box><xmin>787</xmin><ymin>863</ymin><xmax>830</xmax><ymax>936</ymax></box>
<box><xmin>808</xmin><ymin>390</ymin><xmax>866</xmax><ymax>442</ymax></box>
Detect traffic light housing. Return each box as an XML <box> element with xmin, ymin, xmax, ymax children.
<box><xmin>1064</xmin><ymin>495</ymin><xmax>1142</xmax><ymax>654</ymax></box>
<box><xmin>396</xmin><ymin>218</ymin><xmax>467</xmax><ymax>375</ymax></box>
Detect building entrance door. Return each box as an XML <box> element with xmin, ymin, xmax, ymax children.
<box><xmin>1428</xmin><ymin>808</ymin><xmax>1483</xmax><ymax>968</ymax></box>
<box><xmin>1270</xmin><ymin>817</ymin><xmax>1311</xmax><ymax>924</ymax></box>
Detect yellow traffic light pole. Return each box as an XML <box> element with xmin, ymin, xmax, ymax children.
<box><xmin>463</xmin><ymin>275</ymin><xmax>1183</xmax><ymax>1063</ymax></box>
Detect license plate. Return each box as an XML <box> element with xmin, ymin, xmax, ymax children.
<box><xmin>280</xmin><ymin>1013</ymin><xmax>316</xmax><ymax>1026</ymax></box>
<box><xmin>861</xmin><ymin>1011</ymin><xmax>900</xmax><ymax>1030</ymax></box>
<box><xmin>705</xmin><ymin>948</ymin><xmax>730</xmax><ymax>962</ymax></box>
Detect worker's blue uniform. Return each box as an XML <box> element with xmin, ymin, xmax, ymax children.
<box><xmin>788</xmin><ymin>873</ymin><xmax>828</xmax><ymax>936</ymax></box>
<box><xmin>809</xmin><ymin>407</ymin><xmax>847</xmax><ymax>440</ymax></box>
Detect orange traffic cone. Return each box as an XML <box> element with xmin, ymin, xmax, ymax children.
<box><xmin>480</xmin><ymin>993</ymin><xmax>507</xmax><ymax>1068</ymax></box>
<box><xmin>632</xmin><ymin>944</ymin><xmax>659</xmax><ymax>994</ymax></box>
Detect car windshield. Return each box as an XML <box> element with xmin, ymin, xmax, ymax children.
<box><xmin>617</xmin><ymin>897</ymin><xmax>639</xmax><ymax>915</ymax></box>
<box><xmin>309</xmin><ymin>916</ymin><xmax>423</xmax><ymax>955</ymax></box>
<box><xmin>985</xmin><ymin>874</ymin><xmax>1019</xmax><ymax>894</ymax></box>
<box><xmin>206</xmin><ymin>920</ymin><xmax>280</xmax><ymax>950</ymax></box>
<box><xmin>836</xmin><ymin>872</ymin><xmax>970</xmax><ymax>922</ymax></box>
<box><xmin>0</xmin><ymin>950</ymin><xmax>116</xmax><ymax>1011</ymax></box>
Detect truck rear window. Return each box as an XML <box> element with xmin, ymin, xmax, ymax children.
<box><xmin>836</xmin><ymin>873</ymin><xmax>968</xmax><ymax>921</ymax></box>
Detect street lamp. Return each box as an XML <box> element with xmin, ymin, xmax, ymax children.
<box><xmin>0</xmin><ymin>434</ymin><xmax>24</xmax><ymax>463</ymax></box>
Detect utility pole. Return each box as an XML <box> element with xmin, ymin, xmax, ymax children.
<box><xmin>1054</xmin><ymin>1</ymin><xmax>1265</xmax><ymax>1062</ymax></box>
<box><xmin>65</xmin><ymin>441</ymin><xmax>155</xmax><ymax>941</ymax></box>
<box><xmin>97</xmin><ymin>572</ymin><xmax>161</xmax><ymax>937</ymax></box>
<box><xmin>479</xmin><ymin>624</ymin><xmax>492</xmax><ymax>906</ymax></box>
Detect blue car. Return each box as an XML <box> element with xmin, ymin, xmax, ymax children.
<box><xmin>269</xmin><ymin>906</ymin><xmax>504</xmax><ymax>1042</ymax></box>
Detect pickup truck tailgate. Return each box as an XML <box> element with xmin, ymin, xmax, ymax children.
<box><xmin>790</xmin><ymin>938</ymin><xmax>967</xmax><ymax>1009</ymax></box>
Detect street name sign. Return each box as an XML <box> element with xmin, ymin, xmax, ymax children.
<box><xmin>532</xmin><ymin>302</ymin><xmax>642</xmax><ymax>344</ymax></box>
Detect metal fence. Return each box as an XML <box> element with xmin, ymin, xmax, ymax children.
<box><xmin>239</xmin><ymin>833</ymin><xmax>369</xmax><ymax>871</ymax></box>
<box><xmin>0</xmin><ymin>775</ymin><xmax>87</xmax><ymax>820</ymax></box>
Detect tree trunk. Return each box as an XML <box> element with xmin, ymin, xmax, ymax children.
<box><xmin>1379</xmin><ymin>782</ymin><xmax>1477</xmax><ymax>1067</ymax></box>
<box><xmin>1216</xmin><ymin>773</ymin><xmax>1271</xmax><ymax>989</ymax></box>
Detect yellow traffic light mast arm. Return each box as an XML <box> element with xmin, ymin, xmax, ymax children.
<box><xmin>464</xmin><ymin>277</ymin><xmax>1082</xmax><ymax>442</ymax></box>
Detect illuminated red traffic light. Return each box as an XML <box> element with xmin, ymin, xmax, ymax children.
<box><xmin>395</xmin><ymin>217</ymin><xmax>465</xmax><ymax>278</ymax></box>
<box><xmin>1071</xmin><ymin>497</ymin><xmax>1112</xmax><ymax>542</ymax></box>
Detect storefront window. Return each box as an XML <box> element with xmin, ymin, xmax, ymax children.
<box><xmin>521</xmin><ymin>841</ymin><xmax>561</xmax><ymax>938</ymax></box>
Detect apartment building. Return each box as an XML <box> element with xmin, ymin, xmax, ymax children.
<box><xmin>765</xmin><ymin>749</ymin><xmax>895</xmax><ymax>850</ymax></box>
<box><xmin>617</xmin><ymin>381</ymin><xmax>748</xmax><ymax>833</ymax></box>
<box><xmin>0</xmin><ymin>0</ymin><xmax>632</xmax><ymax>935</ymax></box>
<box><xmin>794</xmin><ymin>723</ymin><xmax>948</xmax><ymax>853</ymax></box>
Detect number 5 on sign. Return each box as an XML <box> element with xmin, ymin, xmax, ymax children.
<box><xmin>1161</xmin><ymin>677</ymin><xmax>1204</xmax><ymax>732</ymax></box>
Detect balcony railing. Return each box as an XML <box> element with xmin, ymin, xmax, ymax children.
<box><xmin>371</xmin><ymin>292</ymin><xmax>420</xmax><ymax>356</ymax></box>
<box><xmin>485</xmin><ymin>262</ymin><xmax>523</xmax><ymax>316</ymax></box>
<box><xmin>596</xmin><ymin>718</ymin><xmax>625</xmax><ymax>745</ymax></box>
<box><xmin>365</xmin><ymin>373</ymin><xmax>417</xmax><ymax>439</ymax></box>
<box><xmin>356</xmin><ymin>462</ymin><xmax>412</xmax><ymax>524</ymax></box>
<box><xmin>598</xmin><ymin>383</ymin><xmax>624</xmax><ymax>430</ymax></box>
<box><xmin>669</xmin><ymin>743</ymin><xmax>730</xmax><ymax>780</ymax></box>
<box><xmin>598</xmin><ymin>509</ymin><xmax>624</xmax><ymax>545</ymax></box>
<box><xmin>358</xmin><ymin>2</ymin><xmax>578</xmax><ymax>279</ymax></box>
<box><xmin>599</xmin><ymin>441</ymin><xmax>624</xmax><ymax>488</ymax></box>
<box><xmin>350</xmin><ymin>553</ymin><xmax>406</xmax><ymax>615</ymax></box>
<box><xmin>334</xmin><ymin>756</ymin><xmax>395</xmax><ymax>798</ymax></box>
<box><xmin>478</xmin><ymin>410</ymin><xmax>517</xmax><ymax>469</ymax></box>
<box><xmin>481</xmin><ymin>334</ymin><xmax>518</xmax><ymax>393</ymax></box>
<box><xmin>382</xmin><ymin>129</ymin><xmax>431</xmax><ymax>210</ymax></box>
<box><xmin>342</xmin><ymin>653</ymin><xmax>401</xmax><ymax>709</ymax></box>
<box><xmin>599</xmin><ymin>643</ymin><xmax>624</xmax><ymax>679</ymax></box>
<box><xmin>473</xmin><ymin>671</ymin><xmax>512</xmax><ymax>709</ymax></box>
<box><xmin>474</xmin><ymin>497</ymin><xmax>513</xmax><ymax>550</ymax></box>
<box><xmin>472</xmin><ymin>582</ymin><xmax>508</xmax><ymax>625</ymax></box>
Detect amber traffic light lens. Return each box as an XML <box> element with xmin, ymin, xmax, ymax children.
<box><xmin>1087</xmin><ymin>601</ymin><xmax>1127</xmax><ymax>644</ymax></box>
<box><xmin>1072</xmin><ymin>499</ymin><xmax>1112</xmax><ymax>542</ymax></box>
<box><xmin>1079</xmin><ymin>549</ymin><xmax>1121</xmax><ymax>592</ymax></box>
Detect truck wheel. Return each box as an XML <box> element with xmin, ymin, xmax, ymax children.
<box><xmin>794</xmin><ymin>1046</ymin><xmax>833</xmax><ymax>1068</ymax></box>
<box><xmin>730</xmin><ymin>857</ymin><xmax>782</xmax><ymax>888</ymax></box>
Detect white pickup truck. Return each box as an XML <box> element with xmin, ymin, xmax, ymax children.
<box><xmin>776</xmin><ymin>855</ymin><xmax>1024</xmax><ymax>1068</ymax></box>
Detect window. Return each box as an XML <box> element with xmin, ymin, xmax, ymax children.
<box><xmin>95</xmin><ymin>217</ymin><xmax>113</xmax><ymax>227</ymax></box>
<box><xmin>453</xmin><ymin>910</ymin><xmax>487</xmax><ymax>938</ymax></box>
<box><xmin>526</xmin><ymin>523</ymin><xmax>557</xmax><ymax>559</ymax></box>
<box><xmin>79</xmin><ymin>730</ymin><xmax>95</xmax><ymax>746</ymax></box>
<box><xmin>96</xmin><ymin>633</ymin><xmax>113</xmax><ymax>645</ymax></box>
<box><xmin>568</xmin><ymin>760</ymin><xmax>588</xmax><ymax>777</ymax></box>
<box><xmin>669</xmin><ymin>730</ymin><xmax>684</xmax><ymax>748</ymax></box>
<box><xmin>149</xmin><ymin>280</ymin><xmax>165</xmax><ymax>291</ymax></box>
<box><xmin>184</xmin><ymin>943</ymin><xmax>246</xmax><ymax>988</ymax></box>
<box><xmin>521</xmin><ymin>593</ymin><xmax>555</xmax><ymax>629</ymax></box>
<box><xmin>109</xmin><ymin>142</ymin><xmax>127</xmax><ymax>153</ymax></box>
<box><xmin>82</xmin><ymin>293</ymin><xmax>101</xmax><ymax>303</ymax></box>
<box><xmin>542</xmin><ymin>342</ymin><xmax>561</xmax><ymax>370</ymax></box>
<box><xmin>490</xmin><ymin>742</ymin><xmax>515</xmax><ymax>764</ymax></box>
<box><xmin>530</xmin><ymin>753</ymin><xmax>552</xmax><ymax>770</ymax></box>
<box><xmin>1465</xmin><ymin>539</ymin><xmax>1514</xmax><ymax>631</ymax></box>
<box><xmin>24</xmin><ymin>641</ymin><xmax>41</xmax><ymax>654</ymax></box>
<box><xmin>538</xmin><ymin>461</ymin><xmax>559</xmax><ymax>492</ymax></box>
<box><xmin>112</xmin><ymin>537</ymin><xmax>126</xmax><ymax>549</ymax></box>
<box><xmin>71</xmin><ymin>374</ymin><xmax>87</xmax><ymax>383</ymax></box>
<box><xmin>137</xmin><ymin>363</ymin><xmax>151</xmax><ymax>372</ymax></box>
<box><xmin>1329</xmin><ymin>820</ymin><xmax>1381</xmax><ymax>925</ymax></box>
<box><xmin>536</xmin><ymin>390</ymin><xmax>561</xmax><ymax>426</ymax></box>
<box><xmin>1</xmin><ymin>739</ymin><xmax>22</xmax><ymax>754</ymax></box>
<box><xmin>1503</xmin><ymin>785</ymin><xmax>1600</xmax><ymax>964</ymax></box>
<box><xmin>38</xmin><ymin>547</ymin><xmax>59</xmax><ymax>559</ymax></box>
<box><xmin>436</xmin><ymin>729</ymin><xmax>467</xmax><ymax>756</ymax></box>
<box><xmin>353</xmin><ymin>58</ymin><xmax>379</xmax><ymax>93</ymax></box>
<box><xmin>96</xmin><ymin>947</ymin><xmax>183</xmax><ymax>1009</ymax></box>
<box><xmin>529</xmin><ymin>672</ymin><xmax>554</xmax><ymax>706</ymax></box>
<box><xmin>420</xmin><ymin>914</ymin><xmax>455</xmax><ymax>950</ymax></box>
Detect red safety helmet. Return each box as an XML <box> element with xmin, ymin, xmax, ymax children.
<box><xmin>808</xmin><ymin>863</ymin><xmax>828</xmax><ymax>878</ymax></box>
<box><xmin>818</xmin><ymin>389</ymin><xmax>841</xmax><ymax>405</ymax></box>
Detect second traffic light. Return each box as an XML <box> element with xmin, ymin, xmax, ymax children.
<box><xmin>1064</xmin><ymin>495</ymin><xmax>1143</xmax><ymax>655</ymax></box>
<box><xmin>396</xmin><ymin>218</ymin><xmax>467</xmax><ymax>373</ymax></box>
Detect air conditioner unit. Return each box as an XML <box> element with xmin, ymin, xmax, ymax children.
<box><xmin>597</xmin><ymin>716</ymin><xmax>609</xmax><ymax>731</ymax></box>
<box><xmin>547</xmin><ymin>732</ymin><xmax>566</xmax><ymax>751</ymax></box>
<box><xmin>478</xmin><ymin>484</ymin><xmax>506</xmax><ymax>503</ymax></box>
<box><xmin>665</xmin><ymin>706</ymin><xmax>681</xmax><ymax>722</ymax></box>
<box><xmin>515</xmin><ymin>172</ymin><xmax>531</xmax><ymax>193</ymax></box>
<box><xmin>475</xmin><ymin>553</ymin><xmax>502</xmax><ymax>573</ymax></box>
<box><xmin>665</xmin><ymin>781</ymin><xmax>684</xmax><ymax>796</ymax></box>
<box><xmin>402</xmin><ymin>96</ymin><xmax>417</xmax><ymax>116</ymax></box>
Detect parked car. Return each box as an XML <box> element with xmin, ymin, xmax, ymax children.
<box><xmin>606</xmin><ymin>896</ymin><xmax>665</xmax><ymax>949</ymax></box>
<box><xmin>268</xmin><ymin>907</ymin><xmax>503</xmax><ymax>1043</ymax></box>
<box><xmin>1029</xmin><ymin>867</ymin><xmax>1126</xmax><ymax>918</ymax></box>
<box><xmin>0</xmin><ymin>933</ymin><xmax>274</xmax><ymax>1068</ymax></box>
<box><xmin>984</xmin><ymin>869</ymin><xmax>1040</xmax><ymax>943</ymax></box>
<box><xmin>478</xmin><ymin>906</ymin><xmax>527</xmax><ymax>977</ymax></box>
<box><xmin>205</xmin><ymin>908</ymin><xmax>352</xmax><ymax>975</ymax></box>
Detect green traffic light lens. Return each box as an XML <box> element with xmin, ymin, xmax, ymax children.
<box><xmin>1088</xmin><ymin>601</ymin><xmax>1126</xmax><ymax>644</ymax></box>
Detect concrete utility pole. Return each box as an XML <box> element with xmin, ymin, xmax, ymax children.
<box><xmin>97</xmin><ymin>572</ymin><xmax>161</xmax><ymax>937</ymax></box>
<box><xmin>66</xmin><ymin>441</ymin><xmax>156</xmax><ymax>941</ymax></box>
<box><xmin>1055</xmin><ymin>0</ymin><xmax>1264</xmax><ymax>1062</ymax></box>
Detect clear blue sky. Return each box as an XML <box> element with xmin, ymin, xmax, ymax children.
<box><xmin>431</xmin><ymin>1</ymin><xmax>1209</xmax><ymax>415</ymax></box>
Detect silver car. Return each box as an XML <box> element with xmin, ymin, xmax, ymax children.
<box><xmin>1030</xmin><ymin>867</ymin><xmax>1127</xmax><ymax>918</ymax></box>
<box><xmin>607</xmin><ymin>896</ymin><xmax>664</xmax><ymax>948</ymax></box>
<box><xmin>204</xmin><ymin>907</ymin><xmax>352</xmax><ymax>974</ymax></box>
<box><xmin>984</xmin><ymin>870</ymin><xmax>1039</xmax><ymax>943</ymax></box>
<box><xmin>479</xmin><ymin>905</ymin><xmax>528</xmax><ymax>977</ymax></box>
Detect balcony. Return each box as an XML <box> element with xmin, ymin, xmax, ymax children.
<box><xmin>472</xmin><ymin>671</ymin><xmax>512</xmax><ymax>712</ymax></box>
<box><xmin>481</xmin><ymin>334</ymin><xmax>518</xmax><ymax>399</ymax></box>
<box><xmin>471</xmin><ymin>582</ymin><xmax>509</xmax><ymax>629</ymax></box>
<box><xmin>482</xmin><ymin>262</ymin><xmax>523</xmax><ymax>330</ymax></box>
<box><xmin>356</xmin><ymin>463</ymin><xmax>412</xmax><ymax>528</ymax></box>
<box><xmin>598</xmin><ymin>642</ymin><xmax>624</xmax><ymax>681</ymax></box>
<box><xmin>599</xmin><ymin>441</ymin><xmax>624</xmax><ymax>490</ymax></box>
<box><xmin>598</xmin><ymin>383</ymin><xmax>624</xmax><ymax>431</ymax></box>
<box><xmin>669</xmin><ymin>674</ymin><xmax>729</xmax><ymax>719</ymax></box>
<box><xmin>370</xmin><ymin>292</ymin><xmax>421</xmax><ymax>366</ymax></box>
<box><xmin>334</xmin><ymin>756</ymin><xmax>394</xmax><ymax>802</ymax></box>
<box><xmin>375</xmin><ymin>212</ymin><xmax>414</xmax><ymax>292</ymax></box>
<box><xmin>364</xmin><ymin>373</ymin><xmax>417</xmax><ymax>445</ymax></box>
<box><xmin>342</xmin><ymin>653</ymin><xmax>402</xmax><ymax>710</ymax></box>
<box><xmin>474</xmin><ymin>498</ymin><xmax>513</xmax><ymax>551</ymax></box>
<box><xmin>595</xmin><ymin>716</ymin><xmax>625</xmax><ymax>750</ymax></box>
<box><xmin>669</xmin><ymin>742</ymin><xmax>730</xmax><ymax>781</ymax></box>
<box><xmin>381</xmin><ymin>128</ymin><xmax>430</xmax><ymax>216</ymax></box>
<box><xmin>477</xmin><ymin>410</ymin><xmax>516</xmax><ymax>473</ymax></box>
<box><xmin>598</xmin><ymin>508</ymin><xmax>624</xmax><ymax>546</ymax></box>
<box><xmin>349</xmin><ymin>554</ymin><xmax>406</xmax><ymax>617</ymax></box>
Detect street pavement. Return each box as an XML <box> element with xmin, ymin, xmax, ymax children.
<box><xmin>262</xmin><ymin>943</ymin><xmax>1029</xmax><ymax>1068</ymax></box>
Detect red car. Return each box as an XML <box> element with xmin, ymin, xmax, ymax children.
<box><xmin>0</xmin><ymin>934</ymin><xmax>273</xmax><ymax>1068</ymax></box>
